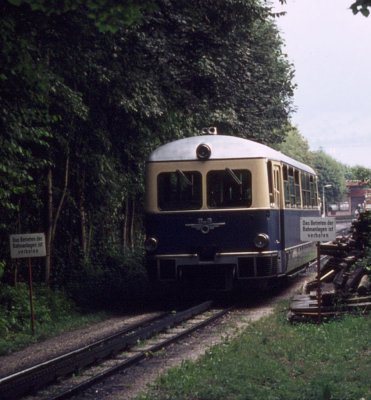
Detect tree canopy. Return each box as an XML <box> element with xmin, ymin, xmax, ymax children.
<box><xmin>274</xmin><ymin>126</ymin><xmax>348</xmax><ymax>205</ymax></box>
<box><xmin>273</xmin><ymin>126</ymin><xmax>312</xmax><ymax>165</ymax></box>
<box><xmin>350</xmin><ymin>0</ymin><xmax>371</xmax><ymax>16</ymax></box>
<box><xmin>0</xmin><ymin>0</ymin><xmax>295</xmax><ymax>285</ymax></box>
<box><xmin>346</xmin><ymin>165</ymin><xmax>371</xmax><ymax>181</ymax></box>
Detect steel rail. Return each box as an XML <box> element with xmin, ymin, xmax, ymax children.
<box><xmin>0</xmin><ymin>312</ymin><xmax>164</xmax><ymax>400</ymax></box>
<box><xmin>0</xmin><ymin>300</ymin><xmax>215</xmax><ymax>400</ymax></box>
<box><xmin>49</xmin><ymin>303</ymin><xmax>230</xmax><ymax>400</ymax></box>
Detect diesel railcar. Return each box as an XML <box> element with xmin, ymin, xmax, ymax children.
<box><xmin>144</xmin><ymin>130</ymin><xmax>320</xmax><ymax>290</ymax></box>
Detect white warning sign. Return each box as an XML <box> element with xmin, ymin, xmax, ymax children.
<box><xmin>10</xmin><ymin>233</ymin><xmax>46</xmax><ymax>259</ymax></box>
<box><xmin>300</xmin><ymin>217</ymin><xmax>336</xmax><ymax>242</ymax></box>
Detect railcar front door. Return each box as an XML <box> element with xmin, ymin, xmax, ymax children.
<box><xmin>273</xmin><ymin>164</ymin><xmax>284</xmax><ymax>272</ymax></box>
<box><xmin>273</xmin><ymin>165</ymin><xmax>281</xmax><ymax>209</ymax></box>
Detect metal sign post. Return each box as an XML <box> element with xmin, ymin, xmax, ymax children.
<box><xmin>9</xmin><ymin>233</ymin><xmax>46</xmax><ymax>335</ymax></box>
<box><xmin>300</xmin><ymin>217</ymin><xmax>336</xmax><ymax>322</ymax></box>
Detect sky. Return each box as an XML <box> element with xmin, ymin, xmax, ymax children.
<box><xmin>272</xmin><ymin>0</ymin><xmax>371</xmax><ymax>169</ymax></box>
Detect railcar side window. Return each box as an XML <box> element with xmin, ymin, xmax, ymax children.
<box><xmin>288</xmin><ymin>167</ymin><xmax>295</xmax><ymax>206</ymax></box>
<box><xmin>157</xmin><ymin>171</ymin><xmax>202</xmax><ymax>210</ymax></box>
<box><xmin>207</xmin><ymin>169</ymin><xmax>252</xmax><ymax>208</ymax></box>
<box><xmin>310</xmin><ymin>176</ymin><xmax>318</xmax><ymax>207</ymax></box>
<box><xmin>283</xmin><ymin>165</ymin><xmax>302</xmax><ymax>208</ymax></box>
<box><xmin>283</xmin><ymin>165</ymin><xmax>290</xmax><ymax>206</ymax></box>
<box><xmin>301</xmin><ymin>173</ymin><xmax>311</xmax><ymax>207</ymax></box>
<box><xmin>294</xmin><ymin>170</ymin><xmax>301</xmax><ymax>207</ymax></box>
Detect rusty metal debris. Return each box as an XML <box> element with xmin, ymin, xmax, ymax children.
<box><xmin>289</xmin><ymin>212</ymin><xmax>371</xmax><ymax>322</ymax></box>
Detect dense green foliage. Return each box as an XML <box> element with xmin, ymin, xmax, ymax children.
<box><xmin>0</xmin><ymin>284</ymin><xmax>110</xmax><ymax>354</ymax></box>
<box><xmin>275</xmin><ymin>128</ymin><xmax>371</xmax><ymax>207</ymax></box>
<box><xmin>0</xmin><ymin>250</ymin><xmax>148</xmax><ymax>353</ymax></box>
<box><xmin>0</xmin><ymin>0</ymin><xmax>294</xmax><ymax>295</ymax></box>
<box><xmin>6</xmin><ymin>0</ymin><xmax>155</xmax><ymax>31</ymax></box>
<box><xmin>273</xmin><ymin>126</ymin><xmax>313</xmax><ymax>166</ymax></box>
<box><xmin>138</xmin><ymin>306</ymin><xmax>371</xmax><ymax>400</ymax></box>
<box><xmin>351</xmin><ymin>0</ymin><xmax>371</xmax><ymax>16</ymax></box>
<box><xmin>346</xmin><ymin>165</ymin><xmax>371</xmax><ymax>182</ymax></box>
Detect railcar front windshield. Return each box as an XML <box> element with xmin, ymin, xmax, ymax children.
<box><xmin>157</xmin><ymin>168</ymin><xmax>252</xmax><ymax>210</ymax></box>
<box><xmin>207</xmin><ymin>169</ymin><xmax>252</xmax><ymax>208</ymax></box>
<box><xmin>158</xmin><ymin>170</ymin><xmax>202</xmax><ymax>210</ymax></box>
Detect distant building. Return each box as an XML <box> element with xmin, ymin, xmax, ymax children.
<box><xmin>328</xmin><ymin>180</ymin><xmax>370</xmax><ymax>218</ymax></box>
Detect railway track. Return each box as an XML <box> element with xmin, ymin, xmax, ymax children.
<box><xmin>0</xmin><ymin>300</ymin><xmax>229</xmax><ymax>400</ymax></box>
<box><xmin>1</xmin><ymin>222</ymin><xmax>350</xmax><ymax>400</ymax></box>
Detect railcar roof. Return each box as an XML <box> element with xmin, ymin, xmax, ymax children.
<box><xmin>148</xmin><ymin>135</ymin><xmax>316</xmax><ymax>174</ymax></box>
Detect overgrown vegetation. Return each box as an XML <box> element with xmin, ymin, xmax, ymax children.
<box><xmin>0</xmin><ymin>284</ymin><xmax>109</xmax><ymax>355</ymax></box>
<box><xmin>137</xmin><ymin>304</ymin><xmax>371</xmax><ymax>400</ymax></box>
<box><xmin>65</xmin><ymin>248</ymin><xmax>149</xmax><ymax>309</ymax></box>
<box><xmin>0</xmin><ymin>248</ymin><xmax>148</xmax><ymax>354</ymax></box>
<box><xmin>0</xmin><ymin>0</ymin><xmax>294</xmax><ymax>301</ymax></box>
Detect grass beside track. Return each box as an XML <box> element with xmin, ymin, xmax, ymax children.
<box><xmin>0</xmin><ymin>283</ymin><xmax>110</xmax><ymax>355</ymax></box>
<box><xmin>137</xmin><ymin>302</ymin><xmax>371</xmax><ymax>400</ymax></box>
<box><xmin>0</xmin><ymin>311</ymin><xmax>109</xmax><ymax>356</ymax></box>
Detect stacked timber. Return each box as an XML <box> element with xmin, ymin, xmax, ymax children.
<box><xmin>288</xmin><ymin>212</ymin><xmax>371</xmax><ymax>322</ymax></box>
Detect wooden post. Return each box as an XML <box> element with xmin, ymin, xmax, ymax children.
<box><xmin>28</xmin><ymin>258</ymin><xmax>35</xmax><ymax>335</ymax></box>
<box><xmin>316</xmin><ymin>242</ymin><xmax>321</xmax><ymax>323</ymax></box>
<box><xmin>10</xmin><ymin>233</ymin><xmax>46</xmax><ymax>335</ymax></box>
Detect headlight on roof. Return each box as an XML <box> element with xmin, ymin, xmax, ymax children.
<box><xmin>196</xmin><ymin>143</ymin><xmax>211</xmax><ymax>160</ymax></box>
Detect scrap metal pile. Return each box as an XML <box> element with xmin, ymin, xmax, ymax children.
<box><xmin>289</xmin><ymin>212</ymin><xmax>371</xmax><ymax>322</ymax></box>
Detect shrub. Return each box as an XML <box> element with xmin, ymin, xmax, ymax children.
<box><xmin>0</xmin><ymin>283</ymin><xmax>76</xmax><ymax>336</ymax></box>
<box><xmin>67</xmin><ymin>247</ymin><xmax>149</xmax><ymax>310</ymax></box>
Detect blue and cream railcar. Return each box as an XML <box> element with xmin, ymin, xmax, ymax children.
<box><xmin>144</xmin><ymin>132</ymin><xmax>320</xmax><ymax>290</ymax></box>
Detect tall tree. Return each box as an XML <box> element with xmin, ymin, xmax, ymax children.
<box><xmin>350</xmin><ymin>0</ymin><xmax>371</xmax><ymax>16</ymax></box>
<box><xmin>347</xmin><ymin>166</ymin><xmax>371</xmax><ymax>182</ymax></box>
<box><xmin>312</xmin><ymin>150</ymin><xmax>347</xmax><ymax>204</ymax></box>
<box><xmin>273</xmin><ymin>126</ymin><xmax>313</xmax><ymax>164</ymax></box>
<box><xmin>1</xmin><ymin>0</ymin><xmax>296</xmax><ymax>286</ymax></box>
